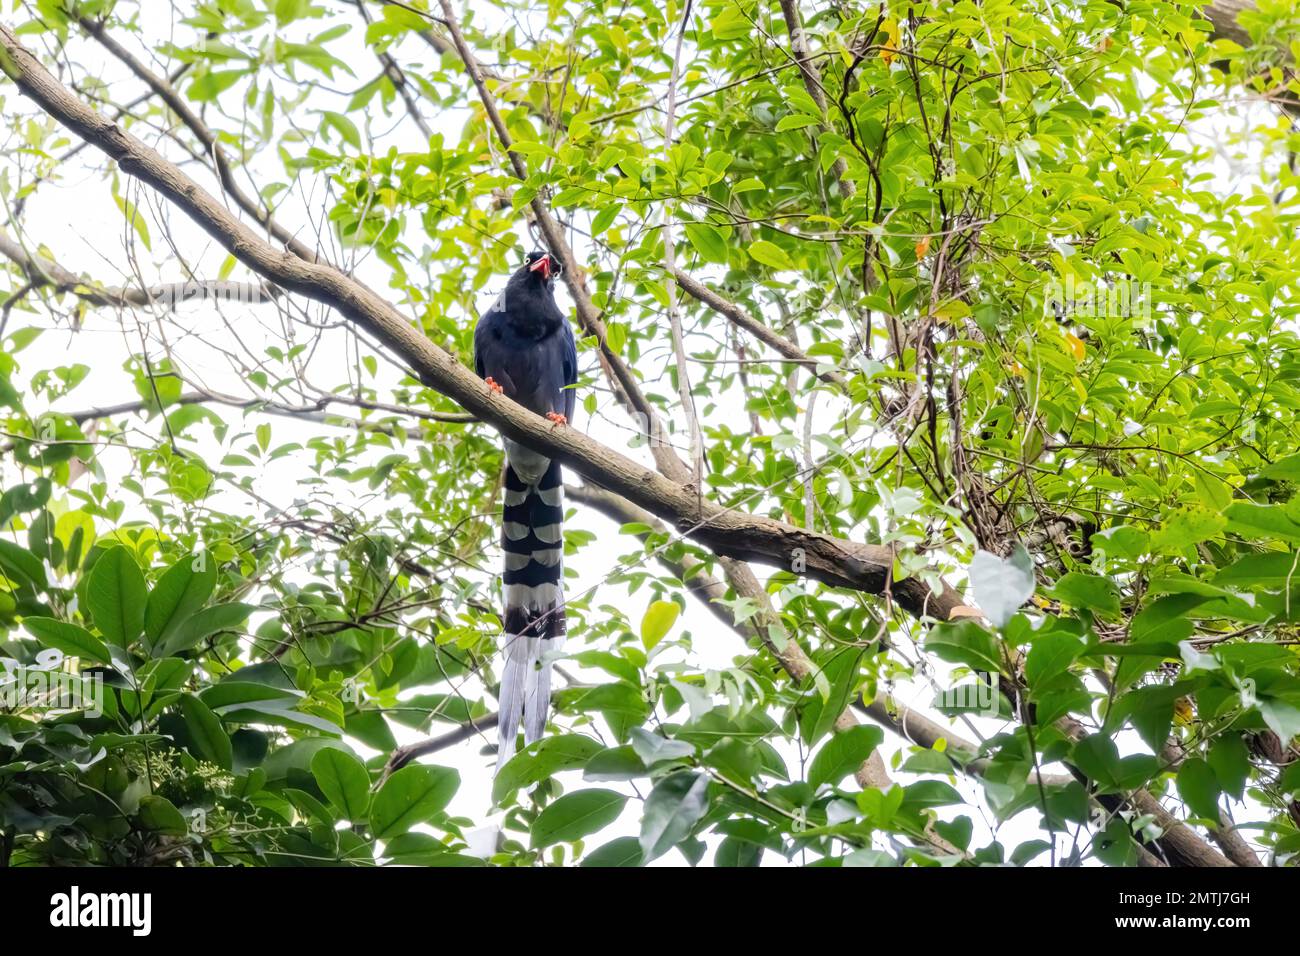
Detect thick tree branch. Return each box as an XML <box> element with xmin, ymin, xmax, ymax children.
<box><xmin>864</xmin><ymin>693</ymin><xmax>1225</xmax><ymax>867</ymax></box>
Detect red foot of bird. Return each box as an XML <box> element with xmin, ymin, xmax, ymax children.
<box><xmin>484</xmin><ymin>376</ymin><xmax>504</xmax><ymax>394</ymax></box>
<box><xmin>546</xmin><ymin>412</ymin><xmax>568</xmax><ymax>426</ymax></box>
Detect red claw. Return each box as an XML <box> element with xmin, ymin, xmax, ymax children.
<box><xmin>546</xmin><ymin>412</ymin><xmax>568</xmax><ymax>427</ymax></box>
<box><xmin>485</xmin><ymin>376</ymin><xmax>504</xmax><ymax>394</ymax></box>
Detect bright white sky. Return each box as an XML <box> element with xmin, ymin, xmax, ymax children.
<box><xmin>0</xmin><ymin>3</ymin><xmax>1281</xmax><ymax>866</ymax></box>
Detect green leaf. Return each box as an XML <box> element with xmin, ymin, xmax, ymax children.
<box><xmin>640</xmin><ymin>599</ymin><xmax>680</xmax><ymax>650</ymax></box>
<box><xmin>200</xmin><ymin>680</ymin><xmax>296</xmax><ymax>710</ymax></box>
<box><xmin>590</xmin><ymin>204</ymin><xmax>620</xmax><ymax>236</ymax></box>
<box><xmin>629</xmin><ymin>727</ymin><xmax>695</xmax><ymax>765</ymax></box>
<box><xmin>145</xmin><ymin>553</ymin><xmax>218</xmax><ymax>648</ymax></box>
<box><xmin>188</xmin><ymin>69</ymin><xmax>246</xmax><ymax>103</ymax></box>
<box><xmin>1224</xmin><ymin>502</ymin><xmax>1300</xmax><ymax>544</ymax></box>
<box><xmin>900</xmin><ymin>780</ymin><xmax>963</xmax><ymax>810</ymax></box>
<box><xmin>1071</xmin><ymin>735</ymin><xmax>1159</xmax><ymax>792</ymax></box>
<box><xmin>1150</xmin><ymin>508</ymin><xmax>1226</xmax><ymax>552</ymax></box>
<box><xmin>137</xmin><ymin>795</ymin><xmax>188</xmax><ymax>835</ymax></box>
<box><xmin>0</xmin><ymin>538</ymin><xmax>48</xmax><ymax>591</ymax></box>
<box><xmin>1049</xmin><ymin>573</ymin><xmax>1121</xmax><ymax>616</ymax></box>
<box><xmin>1257</xmin><ymin>697</ymin><xmax>1300</xmax><ymax>743</ymax></box>
<box><xmin>799</xmin><ymin>646</ymin><xmax>866</xmax><ymax>746</ymax></box>
<box><xmin>748</xmin><ymin>239</ymin><xmax>794</xmax><ymax>271</ymax></box>
<box><xmin>321</xmin><ymin>110</ymin><xmax>362</xmax><ymax>149</ymax></box>
<box><xmin>924</xmin><ymin>619</ymin><xmax>1002</xmax><ymax>674</ymax></box>
<box><xmin>843</xmin><ymin>848</ymin><xmax>896</xmax><ymax>867</ymax></box>
<box><xmin>530</xmin><ymin>789</ymin><xmax>627</xmax><ymax>848</ymax></box>
<box><xmin>179</xmin><ymin>693</ymin><xmax>233</xmax><ymax>771</ymax></box>
<box><xmin>263</xmin><ymin>738</ymin><xmax>356</xmax><ymax>792</ymax></box>
<box><xmin>1093</xmin><ymin>525</ymin><xmax>1149</xmax><ymax>560</ymax></box>
<box><xmin>1214</xmin><ymin>551</ymin><xmax>1300</xmax><ymax>589</ymax></box>
<box><xmin>639</xmin><ymin>771</ymin><xmax>710</xmax><ymax>861</ymax></box>
<box><xmin>1261</xmin><ymin>453</ymin><xmax>1300</xmax><ymax>481</ymax></box>
<box><xmin>807</xmin><ymin>725</ymin><xmax>884</xmax><ymax>790</ymax></box>
<box><xmin>369</xmin><ymin>765</ymin><xmax>459</xmax><ymax>839</ymax></box>
<box><xmin>217</xmin><ymin>699</ymin><xmax>342</xmax><ymax>736</ymax></box>
<box><xmin>492</xmin><ymin>734</ymin><xmax>604</xmax><ymax>803</ymax></box>
<box><xmin>1207</xmin><ymin>734</ymin><xmax>1250</xmax><ymax>800</ymax></box>
<box><xmin>1024</xmin><ymin>632</ymin><xmax>1083</xmax><ymax>688</ymax></box>
<box><xmin>22</xmin><ymin>616</ymin><xmax>111</xmax><ymax>665</ymax></box>
<box><xmin>775</xmin><ymin>113</ymin><xmax>820</xmax><ymax>131</ymax></box>
<box><xmin>1114</xmin><ymin>685</ymin><xmax>1179</xmax><ymax>752</ymax></box>
<box><xmin>384</xmin><ymin>832</ymin><xmax>475</xmax><ymax>866</ymax></box>
<box><xmin>581</xmin><ymin>836</ymin><xmax>643</xmax><ymax>867</ymax></box>
<box><xmin>583</xmin><ymin>745</ymin><xmax>649</xmax><ymax>781</ymax></box>
<box><xmin>1176</xmin><ymin>757</ymin><xmax>1221</xmax><ymax>821</ymax></box>
<box><xmin>683</xmin><ymin>222</ymin><xmax>728</xmax><ymax>263</ymax></box>
<box><xmin>86</xmin><ymin>547</ymin><xmax>148</xmax><ymax>647</ymax></box>
<box><xmin>157</xmin><ymin>602</ymin><xmax>256</xmax><ymax>657</ymax></box>
<box><xmin>113</xmin><ymin>194</ymin><xmax>152</xmax><ymax>250</ymax></box>
<box><xmin>311</xmin><ymin>747</ymin><xmax>372</xmax><ymax>821</ymax></box>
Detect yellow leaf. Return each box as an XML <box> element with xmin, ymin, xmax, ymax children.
<box><xmin>880</xmin><ymin>19</ymin><xmax>900</xmax><ymax>64</ymax></box>
<box><xmin>640</xmin><ymin>600</ymin><xmax>681</xmax><ymax>651</ymax></box>
<box><xmin>914</xmin><ymin>235</ymin><xmax>931</xmax><ymax>258</ymax></box>
<box><xmin>1065</xmin><ymin>331</ymin><xmax>1086</xmax><ymax>361</ymax></box>
<box><xmin>935</xmin><ymin>299</ymin><xmax>971</xmax><ymax>322</ymax></box>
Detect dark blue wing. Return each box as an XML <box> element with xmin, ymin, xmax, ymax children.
<box><xmin>561</xmin><ymin>318</ymin><xmax>577</xmax><ymax>423</ymax></box>
<box><xmin>474</xmin><ymin>308</ymin><xmax>574</xmax><ymax>421</ymax></box>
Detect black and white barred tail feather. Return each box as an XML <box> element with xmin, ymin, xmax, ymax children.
<box><xmin>495</xmin><ymin>453</ymin><xmax>566</xmax><ymax>771</ymax></box>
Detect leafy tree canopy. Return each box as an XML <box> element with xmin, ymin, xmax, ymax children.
<box><xmin>0</xmin><ymin>0</ymin><xmax>1298</xmax><ymax>867</ymax></box>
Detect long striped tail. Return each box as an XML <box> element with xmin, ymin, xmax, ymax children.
<box><xmin>495</xmin><ymin>454</ymin><xmax>566</xmax><ymax>772</ymax></box>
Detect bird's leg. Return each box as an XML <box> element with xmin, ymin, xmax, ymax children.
<box><xmin>546</xmin><ymin>411</ymin><xmax>568</xmax><ymax>427</ymax></box>
<box><xmin>484</xmin><ymin>376</ymin><xmax>504</xmax><ymax>394</ymax></box>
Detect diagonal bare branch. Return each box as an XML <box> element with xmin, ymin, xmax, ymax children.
<box><xmin>0</xmin><ymin>226</ymin><xmax>278</xmax><ymax>310</ymax></box>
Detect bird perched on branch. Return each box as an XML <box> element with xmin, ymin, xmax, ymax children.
<box><xmin>473</xmin><ymin>249</ymin><xmax>577</xmax><ymax>771</ymax></box>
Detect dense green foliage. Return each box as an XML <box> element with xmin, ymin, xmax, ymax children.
<box><xmin>1</xmin><ymin>0</ymin><xmax>1299</xmax><ymax>866</ymax></box>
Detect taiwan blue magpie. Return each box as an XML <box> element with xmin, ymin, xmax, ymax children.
<box><xmin>474</xmin><ymin>250</ymin><xmax>577</xmax><ymax>770</ymax></box>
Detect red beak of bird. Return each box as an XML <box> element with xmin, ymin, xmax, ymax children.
<box><xmin>528</xmin><ymin>253</ymin><xmax>553</xmax><ymax>280</ymax></box>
